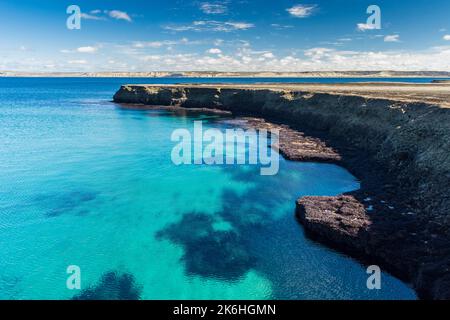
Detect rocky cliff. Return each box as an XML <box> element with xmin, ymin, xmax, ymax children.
<box><xmin>114</xmin><ymin>84</ymin><xmax>450</xmax><ymax>299</ymax></box>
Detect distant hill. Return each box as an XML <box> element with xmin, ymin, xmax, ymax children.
<box><xmin>1</xmin><ymin>71</ymin><xmax>450</xmax><ymax>78</ymax></box>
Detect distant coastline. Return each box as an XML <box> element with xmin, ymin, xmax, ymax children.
<box><xmin>1</xmin><ymin>71</ymin><xmax>450</xmax><ymax>78</ymax></box>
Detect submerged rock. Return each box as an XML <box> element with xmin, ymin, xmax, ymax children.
<box><xmin>296</xmin><ymin>195</ymin><xmax>370</xmax><ymax>254</ymax></box>
<box><xmin>296</xmin><ymin>194</ymin><xmax>450</xmax><ymax>300</ymax></box>
<box><xmin>72</xmin><ymin>271</ymin><xmax>142</xmax><ymax>300</ymax></box>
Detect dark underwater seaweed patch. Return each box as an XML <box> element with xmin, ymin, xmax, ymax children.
<box><xmin>153</xmin><ymin>164</ymin><xmax>297</xmax><ymax>285</ymax></box>
<box><xmin>34</xmin><ymin>190</ymin><xmax>98</xmax><ymax>217</ymax></box>
<box><xmin>152</xmin><ymin>161</ymin><xmax>318</xmax><ymax>298</ymax></box>
<box><xmin>156</xmin><ymin>213</ymin><xmax>255</xmax><ymax>281</ymax></box>
<box><xmin>72</xmin><ymin>271</ymin><xmax>141</xmax><ymax>300</ymax></box>
<box><xmin>0</xmin><ymin>275</ymin><xmax>21</xmax><ymax>299</ymax></box>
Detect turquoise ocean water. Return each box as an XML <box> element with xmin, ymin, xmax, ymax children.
<box><xmin>0</xmin><ymin>78</ymin><xmax>418</xmax><ymax>299</ymax></box>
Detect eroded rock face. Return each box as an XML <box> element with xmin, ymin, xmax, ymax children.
<box><xmin>296</xmin><ymin>196</ymin><xmax>370</xmax><ymax>253</ymax></box>
<box><xmin>234</xmin><ymin>117</ymin><xmax>342</xmax><ymax>163</ymax></box>
<box><xmin>113</xmin><ymin>84</ymin><xmax>450</xmax><ymax>299</ymax></box>
<box><xmin>296</xmin><ymin>194</ymin><xmax>450</xmax><ymax>300</ymax></box>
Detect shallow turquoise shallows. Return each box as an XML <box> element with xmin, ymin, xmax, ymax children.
<box><xmin>0</xmin><ymin>78</ymin><xmax>416</xmax><ymax>300</ymax></box>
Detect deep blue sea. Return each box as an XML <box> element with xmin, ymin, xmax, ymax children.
<box><xmin>0</xmin><ymin>78</ymin><xmax>418</xmax><ymax>300</ymax></box>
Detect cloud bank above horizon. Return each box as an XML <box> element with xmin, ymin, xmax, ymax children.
<box><xmin>0</xmin><ymin>0</ymin><xmax>449</xmax><ymax>72</ymax></box>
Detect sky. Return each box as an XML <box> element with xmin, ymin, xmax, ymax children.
<box><xmin>0</xmin><ymin>0</ymin><xmax>449</xmax><ymax>72</ymax></box>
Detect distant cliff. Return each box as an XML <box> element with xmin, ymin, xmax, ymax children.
<box><xmin>2</xmin><ymin>70</ymin><xmax>450</xmax><ymax>78</ymax></box>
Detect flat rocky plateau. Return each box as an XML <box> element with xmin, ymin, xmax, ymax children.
<box><xmin>113</xmin><ymin>82</ymin><xmax>450</xmax><ymax>299</ymax></box>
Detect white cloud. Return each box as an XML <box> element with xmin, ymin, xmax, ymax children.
<box><xmin>262</xmin><ymin>52</ymin><xmax>275</xmax><ymax>58</ymax></box>
<box><xmin>175</xmin><ymin>46</ymin><xmax>449</xmax><ymax>71</ymax></box>
<box><xmin>59</xmin><ymin>46</ymin><xmax>99</xmax><ymax>54</ymax></box>
<box><xmin>68</xmin><ymin>60</ymin><xmax>87</xmax><ymax>64</ymax></box>
<box><xmin>226</xmin><ymin>22</ymin><xmax>254</xmax><ymax>30</ymax></box>
<box><xmin>80</xmin><ymin>12</ymin><xmax>106</xmax><ymax>21</ymax></box>
<box><xmin>207</xmin><ymin>48</ymin><xmax>222</xmax><ymax>54</ymax></box>
<box><xmin>76</xmin><ymin>46</ymin><xmax>98</xmax><ymax>53</ymax></box>
<box><xmin>214</xmin><ymin>39</ymin><xmax>224</xmax><ymax>46</ymax></box>
<box><xmin>444</xmin><ymin>35</ymin><xmax>450</xmax><ymax>41</ymax></box>
<box><xmin>80</xmin><ymin>9</ymin><xmax>132</xmax><ymax>22</ymax></box>
<box><xmin>287</xmin><ymin>4</ymin><xmax>317</xmax><ymax>18</ymax></box>
<box><xmin>164</xmin><ymin>20</ymin><xmax>254</xmax><ymax>32</ymax></box>
<box><xmin>140</xmin><ymin>55</ymin><xmax>162</xmax><ymax>62</ymax></box>
<box><xmin>384</xmin><ymin>35</ymin><xmax>400</xmax><ymax>42</ymax></box>
<box><xmin>133</xmin><ymin>41</ymin><xmax>165</xmax><ymax>48</ymax></box>
<box><xmin>107</xmin><ymin>10</ymin><xmax>132</xmax><ymax>22</ymax></box>
<box><xmin>271</xmin><ymin>24</ymin><xmax>294</xmax><ymax>30</ymax></box>
<box><xmin>132</xmin><ymin>38</ymin><xmax>198</xmax><ymax>49</ymax></box>
<box><xmin>304</xmin><ymin>47</ymin><xmax>335</xmax><ymax>62</ymax></box>
<box><xmin>357</xmin><ymin>23</ymin><xmax>377</xmax><ymax>31</ymax></box>
<box><xmin>127</xmin><ymin>45</ymin><xmax>449</xmax><ymax>72</ymax></box>
<box><xmin>7</xmin><ymin>41</ymin><xmax>450</xmax><ymax>72</ymax></box>
<box><xmin>200</xmin><ymin>2</ymin><xmax>227</xmax><ymax>14</ymax></box>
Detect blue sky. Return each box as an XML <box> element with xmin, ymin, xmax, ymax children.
<box><xmin>1</xmin><ymin>0</ymin><xmax>449</xmax><ymax>72</ymax></box>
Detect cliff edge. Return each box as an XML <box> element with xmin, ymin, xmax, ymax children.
<box><xmin>113</xmin><ymin>83</ymin><xmax>450</xmax><ymax>299</ymax></box>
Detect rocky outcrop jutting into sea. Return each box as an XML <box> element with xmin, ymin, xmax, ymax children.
<box><xmin>113</xmin><ymin>83</ymin><xmax>450</xmax><ymax>299</ymax></box>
